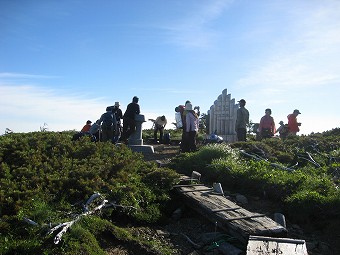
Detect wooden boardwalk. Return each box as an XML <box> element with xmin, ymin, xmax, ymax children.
<box><xmin>173</xmin><ymin>179</ymin><xmax>287</xmax><ymax>244</ymax></box>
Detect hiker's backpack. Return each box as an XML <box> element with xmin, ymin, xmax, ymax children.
<box><xmin>102</xmin><ymin>112</ymin><xmax>114</xmax><ymax>127</ymax></box>
<box><xmin>280</xmin><ymin>124</ymin><xmax>289</xmax><ymax>137</ymax></box>
<box><xmin>164</xmin><ymin>133</ymin><xmax>171</xmax><ymax>144</ymax></box>
<box><xmin>175</xmin><ymin>112</ymin><xmax>183</xmax><ymax>128</ymax></box>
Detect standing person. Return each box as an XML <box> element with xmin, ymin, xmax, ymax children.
<box><xmin>175</xmin><ymin>106</ymin><xmax>183</xmax><ymax>129</ymax></box>
<box><xmin>179</xmin><ymin>100</ymin><xmax>191</xmax><ymax>152</ymax></box>
<box><xmin>276</xmin><ymin>121</ymin><xmax>284</xmax><ymax>134</ymax></box>
<box><xmin>122</xmin><ymin>96</ymin><xmax>140</xmax><ymax>142</ymax></box>
<box><xmin>112</xmin><ymin>102</ymin><xmax>123</xmax><ymax>143</ymax></box>
<box><xmin>258</xmin><ymin>108</ymin><xmax>276</xmax><ymax>139</ymax></box>
<box><xmin>99</xmin><ymin>107</ymin><xmax>117</xmax><ymax>142</ymax></box>
<box><xmin>81</xmin><ymin>120</ymin><xmax>92</xmax><ymax>133</ymax></box>
<box><xmin>275</xmin><ymin>121</ymin><xmax>289</xmax><ymax>139</ymax></box>
<box><xmin>235</xmin><ymin>99</ymin><xmax>249</xmax><ymax>142</ymax></box>
<box><xmin>287</xmin><ymin>109</ymin><xmax>301</xmax><ymax>135</ymax></box>
<box><xmin>153</xmin><ymin>115</ymin><xmax>167</xmax><ymax>143</ymax></box>
<box><xmin>185</xmin><ymin>103</ymin><xmax>199</xmax><ymax>152</ymax></box>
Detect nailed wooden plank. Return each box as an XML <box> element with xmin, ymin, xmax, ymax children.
<box><xmin>247</xmin><ymin>235</ymin><xmax>308</xmax><ymax>255</ymax></box>
<box><xmin>179</xmin><ymin>188</ymin><xmax>213</xmax><ymax>193</ymax></box>
<box><xmin>249</xmin><ymin>235</ymin><xmax>306</xmax><ymax>245</ymax></box>
<box><xmin>205</xmin><ymin>192</ymin><xmax>225</xmax><ymax>196</ymax></box>
<box><xmin>211</xmin><ymin>207</ymin><xmax>241</xmax><ymax>213</ymax></box>
<box><xmin>173</xmin><ymin>178</ymin><xmax>287</xmax><ymax>244</ymax></box>
<box><xmin>172</xmin><ymin>184</ymin><xmax>205</xmax><ymax>188</ymax></box>
<box><xmin>225</xmin><ymin>214</ymin><xmax>266</xmax><ymax>221</ymax></box>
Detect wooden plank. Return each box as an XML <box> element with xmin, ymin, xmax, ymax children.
<box><xmin>249</xmin><ymin>236</ymin><xmax>306</xmax><ymax>245</ymax></box>
<box><xmin>179</xmin><ymin>188</ymin><xmax>213</xmax><ymax>193</ymax></box>
<box><xmin>225</xmin><ymin>214</ymin><xmax>266</xmax><ymax>221</ymax></box>
<box><xmin>179</xmin><ymin>178</ymin><xmax>201</xmax><ymax>183</ymax></box>
<box><xmin>173</xmin><ymin>180</ymin><xmax>287</xmax><ymax>244</ymax></box>
<box><xmin>247</xmin><ymin>235</ymin><xmax>308</xmax><ymax>255</ymax></box>
<box><xmin>211</xmin><ymin>207</ymin><xmax>241</xmax><ymax>213</ymax></box>
<box><xmin>207</xmin><ymin>192</ymin><xmax>224</xmax><ymax>196</ymax></box>
<box><xmin>172</xmin><ymin>184</ymin><xmax>205</xmax><ymax>188</ymax></box>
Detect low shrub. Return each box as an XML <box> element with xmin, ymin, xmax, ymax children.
<box><xmin>170</xmin><ymin>136</ymin><xmax>340</xmax><ymax>221</ymax></box>
<box><xmin>0</xmin><ymin>131</ymin><xmax>180</xmax><ymax>254</ymax></box>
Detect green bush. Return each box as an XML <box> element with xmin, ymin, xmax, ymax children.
<box><xmin>284</xmin><ymin>190</ymin><xmax>340</xmax><ymax>221</ymax></box>
<box><xmin>0</xmin><ymin>131</ymin><xmax>179</xmax><ymax>254</ymax></box>
<box><xmin>170</xmin><ymin>133</ymin><xmax>340</xmax><ymax>221</ymax></box>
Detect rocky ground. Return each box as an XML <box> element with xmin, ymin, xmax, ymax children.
<box><xmin>105</xmin><ymin>143</ymin><xmax>340</xmax><ymax>255</ymax></box>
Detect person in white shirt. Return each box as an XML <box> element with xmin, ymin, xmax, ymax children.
<box><xmin>185</xmin><ymin>103</ymin><xmax>199</xmax><ymax>152</ymax></box>
<box><xmin>154</xmin><ymin>115</ymin><xmax>167</xmax><ymax>143</ymax></box>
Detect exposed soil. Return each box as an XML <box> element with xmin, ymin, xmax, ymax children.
<box><xmin>104</xmin><ymin>143</ymin><xmax>340</xmax><ymax>255</ymax></box>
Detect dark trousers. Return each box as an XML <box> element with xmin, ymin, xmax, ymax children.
<box><xmin>180</xmin><ymin>127</ymin><xmax>188</xmax><ymax>152</ymax></box>
<box><xmin>102</xmin><ymin>125</ymin><xmax>114</xmax><ymax>142</ymax></box>
<box><xmin>187</xmin><ymin>131</ymin><xmax>197</xmax><ymax>152</ymax></box>
<box><xmin>261</xmin><ymin>128</ymin><xmax>273</xmax><ymax>139</ymax></box>
<box><xmin>113</xmin><ymin>123</ymin><xmax>122</xmax><ymax>143</ymax></box>
<box><xmin>122</xmin><ymin>117</ymin><xmax>136</xmax><ymax>140</ymax></box>
<box><xmin>154</xmin><ymin>125</ymin><xmax>164</xmax><ymax>142</ymax></box>
<box><xmin>237</xmin><ymin>128</ymin><xmax>247</xmax><ymax>142</ymax></box>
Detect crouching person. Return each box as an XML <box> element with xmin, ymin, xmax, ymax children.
<box><xmin>154</xmin><ymin>115</ymin><xmax>167</xmax><ymax>143</ymax></box>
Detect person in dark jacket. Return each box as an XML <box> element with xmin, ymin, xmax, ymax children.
<box><xmin>235</xmin><ymin>99</ymin><xmax>249</xmax><ymax>142</ymax></box>
<box><xmin>122</xmin><ymin>96</ymin><xmax>140</xmax><ymax>142</ymax></box>
<box><xmin>179</xmin><ymin>100</ymin><xmax>191</xmax><ymax>152</ymax></box>
<box><xmin>99</xmin><ymin>107</ymin><xmax>117</xmax><ymax>142</ymax></box>
<box><xmin>112</xmin><ymin>102</ymin><xmax>123</xmax><ymax>143</ymax></box>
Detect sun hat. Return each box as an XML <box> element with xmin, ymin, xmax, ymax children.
<box><xmin>114</xmin><ymin>102</ymin><xmax>120</xmax><ymax>106</ymax></box>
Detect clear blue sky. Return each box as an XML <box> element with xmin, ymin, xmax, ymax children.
<box><xmin>1</xmin><ymin>0</ymin><xmax>339</xmax><ymax>135</ymax></box>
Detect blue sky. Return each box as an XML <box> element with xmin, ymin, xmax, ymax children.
<box><xmin>1</xmin><ymin>0</ymin><xmax>339</xmax><ymax>135</ymax></box>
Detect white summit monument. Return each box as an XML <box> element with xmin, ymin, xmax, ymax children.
<box><xmin>207</xmin><ymin>89</ymin><xmax>239</xmax><ymax>143</ymax></box>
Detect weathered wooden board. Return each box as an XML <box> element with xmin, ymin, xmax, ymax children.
<box><xmin>173</xmin><ymin>183</ymin><xmax>287</xmax><ymax>244</ymax></box>
<box><xmin>246</xmin><ymin>235</ymin><xmax>308</xmax><ymax>255</ymax></box>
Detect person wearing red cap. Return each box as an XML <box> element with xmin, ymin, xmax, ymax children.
<box><xmin>235</xmin><ymin>99</ymin><xmax>249</xmax><ymax>141</ymax></box>
<box><xmin>287</xmin><ymin>109</ymin><xmax>301</xmax><ymax>135</ymax></box>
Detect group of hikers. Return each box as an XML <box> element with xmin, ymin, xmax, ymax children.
<box><xmin>235</xmin><ymin>99</ymin><xmax>302</xmax><ymax>141</ymax></box>
<box><xmin>74</xmin><ymin>96</ymin><xmax>301</xmax><ymax>148</ymax></box>
<box><xmin>74</xmin><ymin>96</ymin><xmax>201</xmax><ymax>153</ymax></box>
<box><xmin>73</xmin><ymin>96</ymin><xmax>140</xmax><ymax>143</ymax></box>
